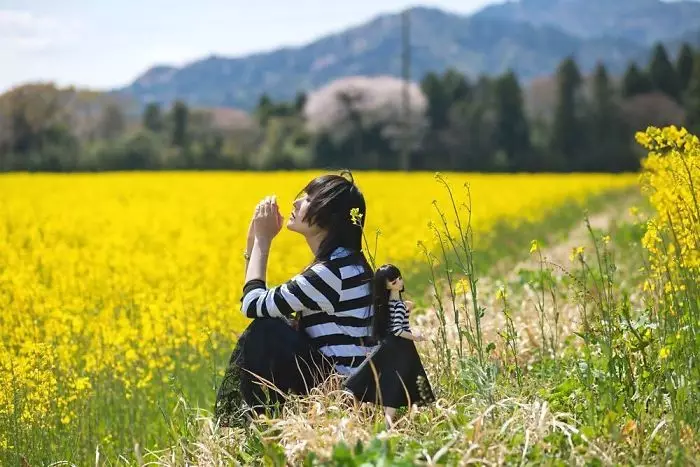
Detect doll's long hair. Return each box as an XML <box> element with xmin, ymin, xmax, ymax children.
<box><xmin>372</xmin><ymin>264</ymin><xmax>404</xmax><ymax>339</ymax></box>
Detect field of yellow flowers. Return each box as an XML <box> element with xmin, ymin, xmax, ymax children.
<box><xmin>0</xmin><ymin>171</ymin><xmax>637</xmax><ymax>463</ymax></box>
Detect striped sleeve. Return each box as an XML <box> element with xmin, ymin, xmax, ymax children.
<box><xmin>241</xmin><ymin>262</ymin><xmax>342</xmax><ymax>319</ymax></box>
<box><xmin>388</xmin><ymin>301</ymin><xmax>409</xmax><ymax>336</ymax></box>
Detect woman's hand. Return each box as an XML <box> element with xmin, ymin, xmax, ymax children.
<box><xmin>253</xmin><ymin>195</ymin><xmax>284</xmax><ymax>246</ymax></box>
<box><xmin>405</xmin><ymin>300</ymin><xmax>415</xmax><ymax>312</ymax></box>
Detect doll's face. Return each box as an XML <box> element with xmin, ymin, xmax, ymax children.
<box><xmin>386</xmin><ymin>276</ymin><xmax>404</xmax><ymax>292</ymax></box>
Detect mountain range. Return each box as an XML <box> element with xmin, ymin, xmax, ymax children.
<box><xmin>114</xmin><ymin>0</ymin><xmax>700</xmax><ymax>110</ymax></box>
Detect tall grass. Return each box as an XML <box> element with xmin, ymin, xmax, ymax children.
<box><xmin>154</xmin><ymin>127</ymin><xmax>700</xmax><ymax>465</ymax></box>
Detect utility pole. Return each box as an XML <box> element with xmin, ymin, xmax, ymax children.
<box><xmin>401</xmin><ymin>8</ymin><xmax>411</xmax><ymax>171</ymax></box>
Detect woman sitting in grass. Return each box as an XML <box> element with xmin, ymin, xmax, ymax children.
<box><xmin>215</xmin><ymin>171</ymin><xmax>377</xmax><ymax>424</ymax></box>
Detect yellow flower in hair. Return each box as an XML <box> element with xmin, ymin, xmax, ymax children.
<box><xmin>349</xmin><ymin>207</ymin><xmax>363</xmax><ymax>226</ymax></box>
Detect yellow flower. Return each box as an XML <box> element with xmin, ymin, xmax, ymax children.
<box><xmin>659</xmin><ymin>347</ymin><xmax>670</xmax><ymax>360</ymax></box>
<box><xmin>529</xmin><ymin>239</ymin><xmax>539</xmax><ymax>253</ymax></box>
<box><xmin>496</xmin><ymin>287</ymin><xmax>507</xmax><ymax>301</ymax></box>
<box><xmin>635</xmin><ymin>125</ymin><xmax>699</xmax><ymax>298</ymax></box>
<box><xmin>349</xmin><ymin>207</ymin><xmax>364</xmax><ymax>226</ymax></box>
<box><xmin>569</xmin><ymin>246</ymin><xmax>585</xmax><ymax>262</ymax></box>
<box><xmin>455</xmin><ymin>279</ymin><xmax>470</xmax><ymax>295</ymax></box>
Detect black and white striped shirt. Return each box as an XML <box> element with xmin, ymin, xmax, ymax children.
<box><xmin>388</xmin><ymin>300</ymin><xmax>411</xmax><ymax>336</ymax></box>
<box><xmin>241</xmin><ymin>247</ymin><xmax>376</xmax><ymax>375</ymax></box>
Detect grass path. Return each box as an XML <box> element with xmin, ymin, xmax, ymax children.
<box><xmin>501</xmin><ymin>193</ymin><xmax>638</xmax><ymax>276</ymax></box>
<box><xmin>412</xmin><ymin>191</ymin><xmax>643</xmax><ymax>365</ymax></box>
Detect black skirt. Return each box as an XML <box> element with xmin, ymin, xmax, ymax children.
<box><xmin>343</xmin><ymin>335</ymin><xmax>435</xmax><ymax>409</ymax></box>
<box><xmin>215</xmin><ymin>318</ymin><xmax>333</xmax><ymax>424</ymax></box>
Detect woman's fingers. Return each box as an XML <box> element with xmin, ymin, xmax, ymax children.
<box><xmin>252</xmin><ymin>195</ymin><xmax>284</xmax><ymax>243</ymax></box>
<box><xmin>253</xmin><ymin>195</ymin><xmax>282</xmax><ymax>226</ymax></box>
<box><xmin>276</xmin><ymin>210</ymin><xmax>284</xmax><ymax>229</ymax></box>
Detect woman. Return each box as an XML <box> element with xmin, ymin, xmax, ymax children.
<box><xmin>215</xmin><ymin>171</ymin><xmax>376</xmax><ymax>424</ymax></box>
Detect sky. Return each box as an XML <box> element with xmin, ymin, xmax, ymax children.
<box><xmin>0</xmin><ymin>0</ymin><xmax>496</xmax><ymax>93</ymax></box>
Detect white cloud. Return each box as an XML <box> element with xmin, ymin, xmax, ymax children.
<box><xmin>0</xmin><ymin>9</ymin><xmax>82</xmax><ymax>54</ymax></box>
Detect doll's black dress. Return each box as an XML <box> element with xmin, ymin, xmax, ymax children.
<box><xmin>344</xmin><ymin>300</ymin><xmax>434</xmax><ymax>408</ymax></box>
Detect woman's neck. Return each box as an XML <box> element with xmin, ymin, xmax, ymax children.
<box><xmin>304</xmin><ymin>231</ymin><xmax>327</xmax><ymax>257</ymax></box>
<box><xmin>389</xmin><ymin>290</ymin><xmax>401</xmax><ymax>300</ymax></box>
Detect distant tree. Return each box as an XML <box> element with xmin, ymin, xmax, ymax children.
<box><xmin>97</xmin><ymin>104</ymin><xmax>126</xmax><ymax>140</ymax></box>
<box><xmin>686</xmin><ymin>53</ymin><xmax>700</xmax><ymax>134</ymax></box>
<box><xmin>421</xmin><ymin>72</ymin><xmax>448</xmax><ymax>130</ymax></box>
<box><xmin>445</xmin><ymin>95</ymin><xmax>496</xmax><ymax>171</ymax></box>
<box><xmin>492</xmin><ymin>70</ymin><xmax>531</xmax><ymax>170</ymax></box>
<box><xmin>676</xmin><ymin>43</ymin><xmax>695</xmax><ymax>95</ymax></box>
<box><xmin>620</xmin><ymin>92</ymin><xmax>687</xmax><ymax>133</ymax></box>
<box><xmin>256</xmin><ymin>94</ymin><xmax>274</xmax><ymax>126</ymax></box>
<box><xmin>588</xmin><ymin>63</ymin><xmax>636</xmax><ymax>171</ymax></box>
<box><xmin>304</xmin><ymin>76</ymin><xmax>428</xmax><ymax>169</ymax></box>
<box><xmin>550</xmin><ymin>57</ymin><xmax>583</xmax><ymax>171</ymax></box>
<box><xmin>294</xmin><ymin>91</ymin><xmax>307</xmax><ymax>114</ymax></box>
<box><xmin>98</xmin><ymin>130</ymin><xmax>163</xmax><ymax>170</ymax></box>
<box><xmin>171</xmin><ymin>100</ymin><xmax>189</xmax><ymax>148</ymax></box>
<box><xmin>143</xmin><ymin>103</ymin><xmax>164</xmax><ymax>133</ymax></box>
<box><xmin>256</xmin><ymin>93</ymin><xmax>296</xmax><ymax>125</ymax></box>
<box><xmin>0</xmin><ymin>84</ymin><xmax>81</xmax><ymax>170</ymax></box>
<box><xmin>622</xmin><ymin>63</ymin><xmax>653</xmax><ymax>98</ymax></box>
<box><xmin>420</xmin><ymin>69</ymin><xmax>470</xmax><ymax>131</ymax></box>
<box><xmin>255</xmin><ymin>116</ymin><xmax>312</xmax><ymax>169</ymax></box>
<box><xmin>648</xmin><ymin>43</ymin><xmax>681</xmax><ymax>101</ymax></box>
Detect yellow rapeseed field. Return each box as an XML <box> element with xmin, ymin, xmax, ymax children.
<box><xmin>0</xmin><ymin>171</ymin><xmax>636</xmax><ymax>458</ymax></box>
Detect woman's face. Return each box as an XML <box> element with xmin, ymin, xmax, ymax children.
<box><xmin>287</xmin><ymin>193</ymin><xmax>320</xmax><ymax>236</ymax></box>
<box><xmin>386</xmin><ymin>276</ymin><xmax>404</xmax><ymax>292</ymax></box>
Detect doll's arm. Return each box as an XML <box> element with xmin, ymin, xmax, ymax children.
<box><xmin>396</xmin><ymin>330</ymin><xmax>425</xmax><ymax>341</ymax></box>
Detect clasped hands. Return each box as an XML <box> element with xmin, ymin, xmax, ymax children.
<box><xmin>247</xmin><ymin>195</ymin><xmax>284</xmax><ymax>252</ymax></box>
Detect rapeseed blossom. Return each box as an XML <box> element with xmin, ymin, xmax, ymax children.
<box><xmin>0</xmin><ymin>171</ymin><xmax>636</xmax><ymax>452</ymax></box>
<box><xmin>636</xmin><ymin>126</ymin><xmax>700</xmax><ymax>284</ymax></box>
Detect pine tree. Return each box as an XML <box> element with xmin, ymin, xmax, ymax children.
<box><xmin>256</xmin><ymin>94</ymin><xmax>274</xmax><ymax>126</ymax></box>
<box><xmin>492</xmin><ymin>70</ymin><xmax>531</xmax><ymax>170</ymax></box>
<box><xmin>171</xmin><ymin>101</ymin><xmax>189</xmax><ymax>148</ymax></box>
<box><xmin>550</xmin><ymin>57</ymin><xmax>583</xmax><ymax>171</ymax></box>
<box><xmin>648</xmin><ymin>43</ymin><xmax>681</xmax><ymax>101</ymax></box>
<box><xmin>294</xmin><ymin>91</ymin><xmax>307</xmax><ymax>114</ymax></box>
<box><xmin>420</xmin><ymin>69</ymin><xmax>470</xmax><ymax>131</ymax></box>
<box><xmin>589</xmin><ymin>63</ymin><xmax>636</xmax><ymax>171</ymax></box>
<box><xmin>686</xmin><ymin>53</ymin><xmax>700</xmax><ymax>135</ymax></box>
<box><xmin>622</xmin><ymin>62</ymin><xmax>652</xmax><ymax>98</ymax></box>
<box><xmin>142</xmin><ymin>103</ymin><xmax>163</xmax><ymax>133</ymax></box>
<box><xmin>676</xmin><ymin>43</ymin><xmax>695</xmax><ymax>95</ymax></box>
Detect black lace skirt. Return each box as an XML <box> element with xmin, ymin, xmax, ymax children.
<box><xmin>215</xmin><ymin>318</ymin><xmax>333</xmax><ymax>424</ymax></box>
<box><xmin>343</xmin><ymin>335</ymin><xmax>435</xmax><ymax>409</ymax></box>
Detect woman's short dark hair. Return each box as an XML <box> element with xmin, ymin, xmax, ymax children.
<box><xmin>299</xmin><ymin>170</ymin><xmax>375</xmax><ymax>333</ymax></box>
<box><xmin>300</xmin><ymin>170</ymin><xmax>367</xmax><ymax>262</ymax></box>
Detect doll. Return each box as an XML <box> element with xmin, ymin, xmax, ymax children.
<box><xmin>344</xmin><ymin>264</ymin><xmax>435</xmax><ymax>427</ymax></box>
